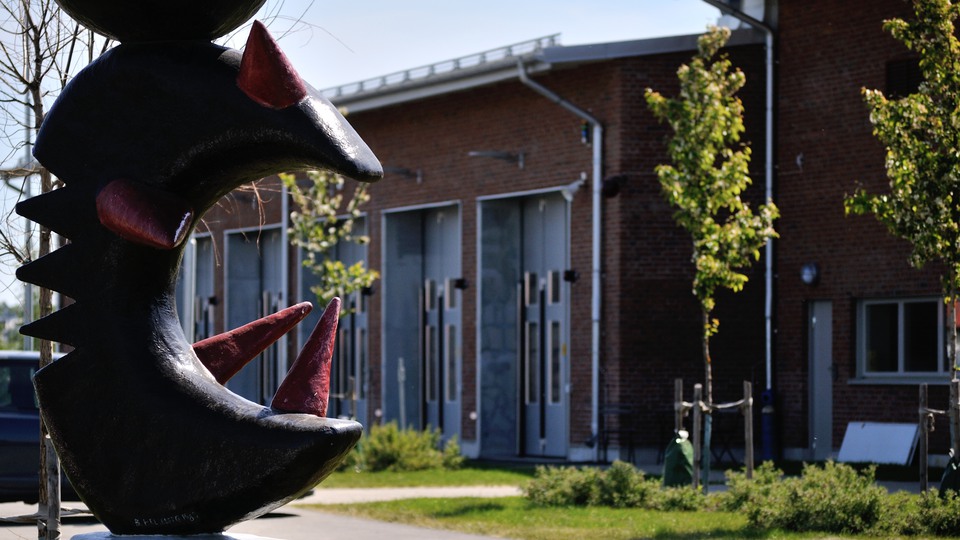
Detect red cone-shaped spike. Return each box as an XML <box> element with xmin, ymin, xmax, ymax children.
<box><xmin>194</xmin><ymin>302</ymin><xmax>313</xmax><ymax>384</ymax></box>
<box><xmin>271</xmin><ymin>297</ymin><xmax>340</xmax><ymax>416</ymax></box>
<box><xmin>96</xmin><ymin>179</ymin><xmax>194</xmax><ymax>250</ymax></box>
<box><xmin>237</xmin><ymin>20</ymin><xmax>308</xmax><ymax>109</ymax></box>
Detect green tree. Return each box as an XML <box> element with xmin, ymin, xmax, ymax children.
<box><xmin>844</xmin><ymin>0</ymin><xmax>960</xmax><ymax>453</ymax></box>
<box><xmin>644</xmin><ymin>25</ymin><xmax>778</xmax><ymax>479</ymax></box>
<box><xmin>281</xmin><ymin>170</ymin><xmax>378</xmax><ymax>309</ymax></box>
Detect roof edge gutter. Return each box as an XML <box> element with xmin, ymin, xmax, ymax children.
<box><xmin>517</xmin><ymin>62</ymin><xmax>603</xmax><ymax>461</ymax></box>
<box><xmin>702</xmin><ymin>0</ymin><xmax>777</xmax><ymax>392</ymax></box>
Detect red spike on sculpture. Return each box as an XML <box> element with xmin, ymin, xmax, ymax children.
<box><xmin>96</xmin><ymin>179</ymin><xmax>194</xmax><ymax>250</ymax></box>
<box><xmin>237</xmin><ymin>20</ymin><xmax>308</xmax><ymax>109</ymax></box>
<box><xmin>272</xmin><ymin>297</ymin><xmax>340</xmax><ymax>416</ymax></box>
<box><xmin>194</xmin><ymin>302</ymin><xmax>313</xmax><ymax>384</ymax></box>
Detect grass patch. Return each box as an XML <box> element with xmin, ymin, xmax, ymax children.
<box><xmin>319</xmin><ymin>462</ymin><xmax>536</xmax><ymax>488</ymax></box>
<box><xmin>314</xmin><ymin>462</ymin><xmax>960</xmax><ymax>538</ymax></box>
<box><xmin>313</xmin><ymin>496</ymin><xmax>858</xmax><ymax>539</ymax></box>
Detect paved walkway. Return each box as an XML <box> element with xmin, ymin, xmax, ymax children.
<box><xmin>302</xmin><ymin>485</ymin><xmax>522</xmax><ymax>504</ymax></box>
<box><xmin>0</xmin><ymin>486</ymin><xmax>519</xmax><ymax>540</ymax></box>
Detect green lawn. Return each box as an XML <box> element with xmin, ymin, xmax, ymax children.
<box><xmin>311</xmin><ymin>464</ymin><xmax>955</xmax><ymax>539</ymax></box>
<box><xmin>318</xmin><ymin>463</ymin><xmax>536</xmax><ymax>488</ymax></box>
<box><xmin>314</xmin><ymin>496</ymin><xmax>877</xmax><ymax>540</ymax></box>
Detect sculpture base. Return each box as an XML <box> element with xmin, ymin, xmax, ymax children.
<box><xmin>73</xmin><ymin>533</ymin><xmax>283</xmax><ymax>540</ymax></box>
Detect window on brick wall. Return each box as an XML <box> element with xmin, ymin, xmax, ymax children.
<box><xmin>857</xmin><ymin>297</ymin><xmax>946</xmax><ymax>380</ymax></box>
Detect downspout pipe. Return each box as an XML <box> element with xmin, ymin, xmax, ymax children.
<box><xmin>701</xmin><ymin>0</ymin><xmax>776</xmax><ymax>392</ymax></box>
<box><xmin>518</xmin><ymin>62</ymin><xmax>603</xmax><ymax>461</ymax></box>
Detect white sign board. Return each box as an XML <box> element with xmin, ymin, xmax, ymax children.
<box><xmin>837</xmin><ymin>422</ymin><xmax>918</xmax><ymax>465</ymax></box>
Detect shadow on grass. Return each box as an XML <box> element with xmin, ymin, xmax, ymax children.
<box><xmin>643</xmin><ymin>527</ymin><xmax>771</xmax><ymax>539</ymax></box>
<box><xmin>429</xmin><ymin>501</ymin><xmax>507</xmax><ymax>518</ymax></box>
<box><xmin>644</xmin><ymin>528</ymin><xmax>770</xmax><ymax>540</ymax></box>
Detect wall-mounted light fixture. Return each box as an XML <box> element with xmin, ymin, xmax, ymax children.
<box><xmin>800</xmin><ymin>262</ymin><xmax>820</xmax><ymax>286</ymax></box>
<box><xmin>602</xmin><ymin>174</ymin><xmax>627</xmax><ymax>198</ymax></box>
<box><xmin>467</xmin><ymin>150</ymin><xmax>524</xmax><ymax>169</ymax></box>
<box><xmin>383</xmin><ymin>166</ymin><xmax>422</xmax><ymax>184</ymax></box>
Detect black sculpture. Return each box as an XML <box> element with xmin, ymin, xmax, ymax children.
<box><xmin>17</xmin><ymin>1</ymin><xmax>382</xmax><ymax>535</ymax></box>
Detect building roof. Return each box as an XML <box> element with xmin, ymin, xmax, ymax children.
<box><xmin>323</xmin><ymin>28</ymin><xmax>765</xmax><ymax>113</ymax></box>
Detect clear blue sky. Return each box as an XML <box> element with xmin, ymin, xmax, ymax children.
<box><xmin>238</xmin><ymin>0</ymin><xmax>722</xmax><ymax>89</ymax></box>
<box><xmin>0</xmin><ymin>0</ymin><xmax>722</xmax><ymax>307</ymax></box>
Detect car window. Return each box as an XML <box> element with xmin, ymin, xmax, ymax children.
<box><xmin>0</xmin><ymin>363</ymin><xmax>38</xmax><ymax>411</ymax></box>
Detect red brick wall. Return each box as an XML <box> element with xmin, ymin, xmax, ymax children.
<box><xmin>196</xmin><ymin>40</ymin><xmax>767</xmax><ymax>455</ymax></box>
<box><xmin>609</xmin><ymin>44</ymin><xmax>768</xmax><ymax>446</ymax></box>
<box><xmin>186</xmin><ymin>6</ymin><xmax>954</xmax><ymax>459</ymax></box>
<box><xmin>348</xmin><ymin>69</ymin><xmax>601</xmax><ymax>445</ymax></box>
<box><xmin>776</xmin><ymin>0</ymin><xmax>949</xmax><ymax>453</ymax></box>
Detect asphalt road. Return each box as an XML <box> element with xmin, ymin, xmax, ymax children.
<box><xmin>0</xmin><ymin>486</ymin><xmax>521</xmax><ymax>540</ymax></box>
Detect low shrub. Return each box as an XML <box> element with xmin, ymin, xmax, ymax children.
<box><xmin>716</xmin><ymin>460</ymin><xmax>783</xmax><ymax>512</ymax></box>
<box><xmin>592</xmin><ymin>460</ymin><xmax>660</xmax><ymax>508</ymax></box>
<box><xmin>523</xmin><ymin>465</ymin><xmax>600</xmax><ymax>507</ymax></box>
<box><xmin>656</xmin><ymin>485</ymin><xmax>705</xmax><ymax>511</ymax></box>
<box><xmin>343</xmin><ymin>421</ymin><xmax>464</xmax><ymax>472</ymax></box>
<box><xmin>914</xmin><ymin>489</ymin><xmax>960</xmax><ymax>535</ymax></box>
<box><xmin>524</xmin><ymin>458</ymin><xmax>960</xmax><ymax>536</ymax></box>
<box><xmin>524</xmin><ymin>461</ymin><xmax>702</xmax><ymax>511</ymax></box>
<box><xmin>442</xmin><ymin>435</ymin><xmax>465</xmax><ymax>470</ymax></box>
<box><xmin>875</xmin><ymin>491</ymin><xmax>925</xmax><ymax>536</ymax></box>
<box><xmin>878</xmin><ymin>489</ymin><xmax>960</xmax><ymax>536</ymax></box>
<box><xmin>740</xmin><ymin>461</ymin><xmax>886</xmax><ymax>534</ymax></box>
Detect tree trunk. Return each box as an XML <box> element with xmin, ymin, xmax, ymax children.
<box><xmin>920</xmin><ymin>383</ymin><xmax>929</xmax><ymax>492</ymax></box>
<box><xmin>701</xmin><ymin>308</ymin><xmax>713</xmax><ymax>492</ymax></box>
<box><xmin>743</xmin><ymin>380</ymin><xmax>754</xmax><ymax>480</ymax></box>
<box><xmin>692</xmin><ymin>384</ymin><xmax>702</xmax><ymax>490</ymax></box>
<box><xmin>33</xmin><ymin>77</ymin><xmax>59</xmax><ymax>538</ymax></box>
<box><xmin>37</xmin><ymin>173</ymin><xmax>60</xmax><ymax>540</ymax></box>
<box><xmin>949</xmin><ymin>283</ymin><xmax>960</xmax><ymax>460</ymax></box>
<box><xmin>703</xmin><ymin>309</ymin><xmax>713</xmax><ymax>407</ymax></box>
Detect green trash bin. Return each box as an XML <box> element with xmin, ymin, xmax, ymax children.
<box><xmin>663</xmin><ymin>430</ymin><xmax>694</xmax><ymax>487</ymax></box>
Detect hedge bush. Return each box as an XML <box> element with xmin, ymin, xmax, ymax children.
<box><xmin>523</xmin><ymin>461</ymin><xmax>701</xmax><ymax>511</ymax></box>
<box><xmin>592</xmin><ymin>460</ymin><xmax>659</xmax><ymax>508</ymax></box>
<box><xmin>740</xmin><ymin>461</ymin><xmax>886</xmax><ymax>534</ymax></box>
<box><xmin>341</xmin><ymin>421</ymin><xmax>464</xmax><ymax>472</ymax></box>
<box><xmin>715</xmin><ymin>460</ymin><xmax>782</xmax><ymax>512</ymax></box>
<box><xmin>876</xmin><ymin>489</ymin><xmax>960</xmax><ymax>536</ymax></box>
<box><xmin>729</xmin><ymin>460</ymin><xmax>960</xmax><ymax>536</ymax></box>
<box><xmin>524</xmin><ymin>459</ymin><xmax>960</xmax><ymax>536</ymax></box>
<box><xmin>524</xmin><ymin>465</ymin><xmax>601</xmax><ymax>507</ymax></box>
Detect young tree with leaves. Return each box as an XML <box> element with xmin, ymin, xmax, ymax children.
<box><xmin>645</xmin><ymin>26</ymin><xmax>778</xmax><ymax>484</ymax></box>
<box><xmin>281</xmin><ymin>169</ymin><xmax>378</xmax><ymax>310</ymax></box>
<box><xmin>844</xmin><ymin>0</ymin><xmax>960</xmax><ymax>457</ymax></box>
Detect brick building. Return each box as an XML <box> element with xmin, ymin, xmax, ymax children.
<box><xmin>775</xmin><ymin>0</ymin><xmax>951</xmax><ymax>460</ymax></box>
<box><xmin>179</xmin><ymin>0</ymin><xmax>953</xmax><ymax>463</ymax></box>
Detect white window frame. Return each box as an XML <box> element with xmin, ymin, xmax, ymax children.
<box><xmin>857</xmin><ymin>296</ymin><xmax>946</xmax><ymax>380</ymax></box>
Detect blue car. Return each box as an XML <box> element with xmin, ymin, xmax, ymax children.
<box><xmin>0</xmin><ymin>350</ymin><xmax>76</xmax><ymax>503</ymax></box>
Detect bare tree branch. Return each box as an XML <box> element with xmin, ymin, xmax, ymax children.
<box><xmin>0</xmin><ymin>5</ymin><xmax>108</xmax><ymax>535</ymax></box>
